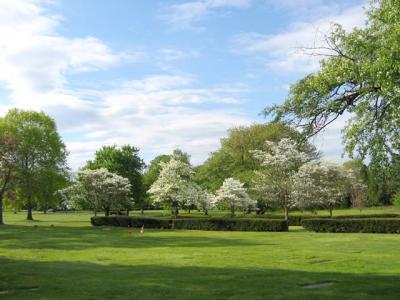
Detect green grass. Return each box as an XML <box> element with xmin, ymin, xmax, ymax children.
<box><xmin>1</xmin><ymin>211</ymin><xmax>400</xmax><ymax>299</ymax></box>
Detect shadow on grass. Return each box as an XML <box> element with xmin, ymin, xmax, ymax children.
<box><xmin>0</xmin><ymin>225</ymin><xmax>271</xmax><ymax>250</ymax></box>
<box><xmin>0</xmin><ymin>257</ymin><xmax>399</xmax><ymax>300</ymax></box>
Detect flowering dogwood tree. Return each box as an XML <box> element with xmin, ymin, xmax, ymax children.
<box><xmin>292</xmin><ymin>161</ymin><xmax>350</xmax><ymax>217</ymax></box>
<box><xmin>214</xmin><ymin>177</ymin><xmax>254</xmax><ymax>216</ymax></box>
<box><xmin>251</xmin><ymin>138</ymin><xmax>309</xmax><ymax>220</ymax></box>
<box><xmin>60</xmin><ymin>168</ymin><xmax>132</xmax><ymax>216</ymax></box>
<box><xmin>147</xmin><ymin>158</ymin><xmax>195</xmax><ymax>218</ymax></box>
<box><xmin>195</xmin><ymin>188</ymin><xmax>215</xmax><ymax>215</ymax></box>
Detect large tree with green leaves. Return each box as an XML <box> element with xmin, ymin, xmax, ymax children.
<box><xmin>2</xmin><ymin>109</ymin><xmax>68</xmax><ymax>220</ymax></box>
<box><xmin>196</xmin><ymin>122</ymin><xmax>318</xmax><ymax>196</ymax></box>
<box><xmin>85</xmin><ymin>145</ymin><xmax>145</xmax><ymax>213</ymax></box>
<box><xmin>265</xmin><ymin>0</ymin><xmax>400</xmax><ymax>167</ymax></box>
<box><xmin>0</xmin><ymin>133</ymin><xmax>18</xmax><ymax>225</ymax></box>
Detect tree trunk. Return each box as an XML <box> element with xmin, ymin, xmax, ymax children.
<box><xmin>284</xmin><ymin>206</ymin><xmax>288</xmax><ymax>221</ymax></box>
<box><xmin>94</xmin><ymin>209</ymin><xmax>97</xmax><ymax>217</ymax></box>
<box><xmin>0</xmin><ymin>194</ymin><xmax>4</xmax><ymax>225</ymax></box>
<box><xmin>26</xmin><ymin>196</ymin><xmax>33</xmax><ymax>220</ymax></box>
<box><xmin>172</xmin><ymin>206</ymin><xmax>179</xmax><ymax>219</ymax></box>
<box><xmin>105</xmin><ymin>208</ymin><xmax>110</xmax><ymax>217</ymax></box>
<box><xmin>329</xmin><ymin>206</ymin><xmax>333</xmax><ymax>218</ymax></box>
<box><xmin>231</xmin><ymin>205</ymin><xmax>235</xmax><ymax>217</ymax></box>
<box><xmin>140</xmin><ymin>208</ymin><xmax>144</xmax><ymax>215</ymax></box>
<box><xmin>126</xmin><ymin>210</ymin><xmax>130</xmax><ymax>216</ymax></box>
<box><xmin>188</xmin><ymin>208</ymin><xmax>191</xmax><ymax>214</ymax></box>
<box><xmin>204</xmin><ymin>209</ymin><xmax>208</xmax><ymax>216</ymax></box>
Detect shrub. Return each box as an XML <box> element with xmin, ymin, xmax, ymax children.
<box><xmin>259</xmin><ymin>214</ymin><xmax>400</xmax><ymax>226</ymax></box>
<box><xmin>173</xmin><ymin>218</ymin><xmax>288</xmax><ymax>232</ymax></box>
<box><xmin>301</xmin><ymin>218</ymin><xmax>400</xmax><ymax>233</ymax></box>
<box><xmin>91</xmin><ymin>216</ymin><xmax>288</xmax><ymax>232</ymax></box>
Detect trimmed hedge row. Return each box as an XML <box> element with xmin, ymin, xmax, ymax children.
<box><xmin>261</xmin><ymin>213</ymin><xmax>400</xmax><ymax>226</ymax></box>
<box><xmin>301</xmin><ymin>218</ymin><xmax>400</xmax><ymax>233</ymax></box>
<box><xmin>91</xmin><ymin>216</ymin><xmax>288</xmax><ymax>232</ymax></box>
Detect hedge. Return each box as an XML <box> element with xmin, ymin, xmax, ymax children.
<box><xmin>91</xmin><ymin>216</ymin><xmax>288</xmax><ymax>232</ymax></box>
<box><xmin>260</xmin><ymin>213</ymin><xmax>400</xmax><ymax>226</ymax></box>
<box><xmin>301</xmin><ymin>218</ymin><xmax>400</xmax><ymax>233</ymax></box>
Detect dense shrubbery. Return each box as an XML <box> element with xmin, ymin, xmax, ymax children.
<box><xmin>301</xmin><ymin>218</ymin><xmax>400</xmax><ymax>233</ymax></box>
<box><xmin>260</xmin><ymin>213</ymin><xmax>400</xmax><ymax>226</ymax></box>
<box><xmin>91</xmin><ymin>216</ymin><xmax>288</xmax><ymax>232</ymax></box>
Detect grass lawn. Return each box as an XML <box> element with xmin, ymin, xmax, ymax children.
<box><xmin>1</xmin><ymin>211</ymin><xmax>400</xmax><ymax>299</ymax></box>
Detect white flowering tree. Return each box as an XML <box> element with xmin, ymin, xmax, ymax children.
<box><xmin>214</xmin><ymin>177</ymin><xmax>254</xmax><ymax>216</ymax></box>
<box><xmin>292</xmin><ymin>161</ymin><xmax>350</xmax><ymax>217</ymax></box>
<box><xmin>195</xmin><ymin>188</ymin><xmax>215</xmax><ymax>215</ymax></box>
<box><xmin>251</xmin><ymin>138</ymin><xmax>308</xmax><ymax>220</ymax></box>
<box><xmin>59</xmin><ymin>168</ymin><xmax>133</xmax><ymax>216</ymax></box>
<box><xmin>147</xmin><ymin>158</ymin><xmax>196</xmax><ymax>218</ymax></box>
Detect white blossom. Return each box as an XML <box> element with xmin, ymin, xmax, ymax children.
<box><xmin>214</xmin><ymin>177</ymin><xmax>255</xmax><ymax>216</ymax></box>
<box><xmin>292</xmin><ymin>161</ymin><xmax>349</xmax><ymax>216</ymax></box>
<box><xmin>60</xmin><ymin>168</ymin><xmax>133</xmax><ymax>216</ymax></box>
<box><xmin>147</xmin><ymin>158</ymin><xmax>196</xmax><ymax>217</ymax></box>
<box><xmin>251</xmin><ymin>138</ymin><xmax>308</xmax><ymax>220</ymax></box>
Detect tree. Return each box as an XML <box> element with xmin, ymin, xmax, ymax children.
<box><xmin>85</xmin><ymin>145</ymin><xmax>145</xmax><ymax>214</ymax></box>
<box><xmin>2</xmin><ymin>109</ymin><xmax>68</xmax><ymax>220</ymax></box>
<box><xmin>214</xmin><ymin>178</ymin><xmax>254</xmax><ymax>217</ymax></box>
<box><xmin>196</xmin><ymin>122</ymin><xmax>318</xmax><ymax>193</ymax></box>
<box><xmin>292</xmin><ymin>161</ymin><xmax>351</xmax><ymax>217</ymax></box>
<box><xmin>351</xmin><ymin>182</ymin><xmax>368</xmax><ymax>212</ymax></box>
<box><xmin>264</xmin><ymin>0</ymin><xmax>400</xmax><ymax>167</ymax></box>
<box><xmin>64</xmin><ymin>168</ymin><xmax>133</xmax><ymax>216</ymax></box>
<box><xmin>251</xmin><ymin>138</ymin><xmax>309</xmax><ymax>220</ymax></box>
<box><xmin>195</xmin><ymin>189</ymin><xmax>215</xmax><ymax>215</ymax></box>
<box><xmin>0</xmin><ymin>133</ymin><xmax>18</xmax><ymax>225</ymax></box>
<box><xmin>143</xmin><ymin>149</ymin><xmax>191</xmax><ymax>209</ymax></box>
<box><xmin>37</xmin><ymin>168</ymin><xmax>69</xmax><ymax>213</ymax></box>
<box><xmin>147</xmin><ymin>158</ymin><xmax>195</xmax><ymax>218</ymax></box>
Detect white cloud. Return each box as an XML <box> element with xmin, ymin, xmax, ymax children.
<box><xmin>0</xmin><ymin>1</ymin><xmax>252</xmax><ymax>170</ymax></box>
<box><xmin>63</xmin><ymin>80</ymin><xmax>252</xmax><ymax>169</ymax></box>
<box><xmin>161</xmin><ymin>0</ymin><xmax>251</xmax><ymax>31</ymax></box>
<box><xmin>158</xmin><ymin>48</ymin><xmax>200</xmax><ymax>61</ymax></box>
<box><xmin>232</xmin><ymin>3</ymin><xmax>367</xmax><ymax>73</ymax></box>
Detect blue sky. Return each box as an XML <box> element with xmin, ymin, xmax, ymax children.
<box><xmin>0</xmin><ymin>0</ymin><xmax>368</xmax><ymax>169</ymax></box>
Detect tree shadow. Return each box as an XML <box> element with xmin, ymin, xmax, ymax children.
<box><xmin>0</xmin><ymin>225</ymin><xmax>272</xmax><ymax>251</ymax></box>
<box><xmin>0</xmin><ymin>257</ymin><xmax>398</xmax><ymax>300</ymax></box>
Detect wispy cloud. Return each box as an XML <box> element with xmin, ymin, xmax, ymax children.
<box><xmin>232</xmin><ymin>3</ymin><xmax>366</xmax><ymax>73</ymax></box>
<box><xmin>161</xmin><ymin>0</ymin><xmax>251</xmax><ymax>31</ymax></box>
<box><xmin>0</xmin><ymin>0</ymin><xmax>252</xmax><ymax>169</ymax></box>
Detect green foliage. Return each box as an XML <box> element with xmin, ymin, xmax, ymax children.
<box><xmin>262</xmin><ymin>213</ymin><xmax>400</xmax><ymax>226</ymax></box>
<box><xmin>393</xmin><ymin>191</ymin><xmax>400</xmax><ymax>208</ymax></box>
<box><xmin>85</xmin><ymin>145</ymin><xmax>145</xmax><ymax>209</ymax></box>
<box><xmin>301</xmin><ymin>218</ymin><xmax>400</xmax><ymax>233</ymax></box>
<box><xmin>1</xmin><ymin>109</ymin><xmax>68</xmax><ymax>220</ymax></box>
<box><xmin>265</xmin><ymin>0</ymin><xmax>400</xmax><ymax>167</ymax></box>
<box><xmin>91</xmin><ymin>215</ymin><xmax>288</xmax><ymax>232</ymax></box>
<box><xmin>196</xmin><ymin>122</ymin><xmax>318</xmax><ymax>193</ymax></box>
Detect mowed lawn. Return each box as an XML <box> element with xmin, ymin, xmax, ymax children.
<box><xmin>1</xmin><ymin>211</ymin><xmax>400</xmax><ymax>299</ymax></box>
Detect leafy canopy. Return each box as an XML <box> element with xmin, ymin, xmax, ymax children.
<box><xmin>265</xmin><ymin>0</ymin><xmax>400</xmax><ymax>166</ymax></box>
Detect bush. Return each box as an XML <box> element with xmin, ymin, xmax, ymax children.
<box><xmin>260</xmin><ymin>214</ymin><xmax>400</xmax><ymax>226</ymax></box>
<box><xmin>91</xmin><ymin>216</ymin><xmax>170</xmax><ymax>229</ymax></box>
<box><xmin>91</xmin><ymin>216</ymin><xmax>288</xmax><ymax>232</ymax></box>
<box><xmin>301</xmin><ymin>218</ymin><xmax>400</xmax><ymax>233</ymax></box>
<box><xmin>173</xmin><ymin>218</ymin><xmax>288</xmax><ymax>231</ymax></box>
